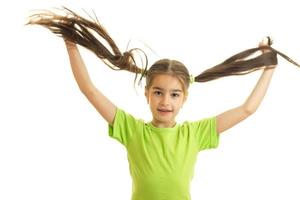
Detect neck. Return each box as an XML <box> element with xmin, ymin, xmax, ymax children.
<box><xmin>151</xmin><ymin>120</ymin><xmax>176</xmax><ymax>128</ymax></box>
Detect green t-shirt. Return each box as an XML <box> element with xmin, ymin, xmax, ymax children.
<box><xmin>108</xmin><ymin>108</ymin><xmax>219</xmax><ymax>200</ymax></box>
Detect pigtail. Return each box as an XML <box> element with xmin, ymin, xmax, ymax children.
<box><xmin>195</xmin><ymin>45</ymin><xmax>300</xmax><ymax>82</ymax></box>
<box><xmin>26</xmin><ymin>7</ymin><xmax>147</xmax><ymax>85</ymax></box>
<box><xmin>27</xmin><ymin>7</ymin><xmax>300</xmax><ymax>86</ymax></box>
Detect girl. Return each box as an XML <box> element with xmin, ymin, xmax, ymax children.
<box><xmin>27</xmin><ymin>7</ymin><xmax>299</xmax><ymax>200</ymax></box>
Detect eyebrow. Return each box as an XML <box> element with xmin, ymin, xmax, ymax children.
<box><xmin>152</xmin><ymin>87</ymin><xmax>182</xmax><ymax>93</ymax></box>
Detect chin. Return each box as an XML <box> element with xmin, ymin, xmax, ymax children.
<box><xmin>156</xmin><ymin>115</ymin><xmax>173</xmax><ymax>122</ymax></box>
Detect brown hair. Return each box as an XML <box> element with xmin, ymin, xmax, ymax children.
<box><xmin>145</xmin><ymin>59</ymin><xmax>190</xmax><ymax>94</ymax></box>
<box><xmin>26</xmin><ymin>7</ymin><xmax>300</xmax><ymax>92</ymax></box>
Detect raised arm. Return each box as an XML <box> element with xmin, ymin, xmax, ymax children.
<box><xmin>65</xmin><ymin>40</ymin><xmax>116</xmax><ymax>125</ymax></box>
<box><xmin>242</xmin><ymin>66</ymin><xmax>276</xmax><ymax>113</ymax></box>
<box><xmin>216</xmin><ymin>38</ymin><xmax>277</xmax><ymax>134</ymax></box>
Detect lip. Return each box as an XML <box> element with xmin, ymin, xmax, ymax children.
<box><xmin>157</xmin><ymin>108</ymin><xmax>173</xmax><ymax>114</ymax></box>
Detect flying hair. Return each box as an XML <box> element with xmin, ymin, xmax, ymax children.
<box><xmin>26</xmin><ymin>7</ymin><xmax>300</xmax><ymax>90</ymax></box>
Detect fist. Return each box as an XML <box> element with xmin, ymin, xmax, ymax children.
<box><xmin>259</xmin><ymin>36</ymin><xmax>273</xmax><ymax>53</ymax></box>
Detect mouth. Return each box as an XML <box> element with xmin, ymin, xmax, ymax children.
<box><xmin>157</xmin><ymin>108</ymin><xmax>173</xmax><ymax>113</ymax></box>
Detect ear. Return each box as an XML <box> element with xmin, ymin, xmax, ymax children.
<box><xmin>182</xmin><ymin>92</ymin><xmax>188</xmax><ymax>107</ymax></box>
<box><xmin>144</xmin><ymin>87</ymin><xmax>149</xmax><ymax>104</ymax></box>
<box><xmin>184</xmin><ymin>91</ymin><xmax>189</xmax><ymax>102</ymax></box>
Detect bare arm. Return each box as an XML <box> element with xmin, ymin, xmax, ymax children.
<box><xmin>216</xmin><ymin>67</ymin><xmax>276</xmax><ymax>134</ymax></box>
<box><xmin>216</xmin><ymin>38</ymin><xmax>276</xmax><ymax>134</ymax></box>
<box><xmin>243</xmin><ymin>66</ymin><xmax>275</xmax><ymax>113</ymax></box>
<box><xmin>65</xmin><ymin>40</ymin><xmax>116</xmax><ymax>125</ymax></box>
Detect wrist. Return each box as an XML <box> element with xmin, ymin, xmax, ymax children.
<box><xmin>65</xmin><ymin>42</ymin><xmax>78</xmax><ymax>51</ymax></box>
<box><xmin>264</xmin><ymin>65</ymin><xmax>276</xmax><ymax>71</ymax></box>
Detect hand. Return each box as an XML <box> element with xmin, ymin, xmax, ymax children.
<box><xmin>258</xmin><ymin>36</ymin><xmax>272</xmax><ymax>54</ymax></box>
<box><xmin>259</xmin><ymin>37</ymin><xmax>277</xmax><ymax>70</ymax></box>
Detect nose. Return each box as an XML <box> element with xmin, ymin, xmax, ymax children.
<box><xmin>160</xmin><ymin>94</ymin><xmax>170</xmax><ymax>106</ymax></box>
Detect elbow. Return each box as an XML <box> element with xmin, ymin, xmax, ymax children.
<box><xmin>80</xmin><ymin>84</ymin><xmax>96</xmax><ymax>96</ymax></box>
<box><xmin>243</xmin><ymin>105</ymin><xmax>256</xmax><ymax>115</ymax></box>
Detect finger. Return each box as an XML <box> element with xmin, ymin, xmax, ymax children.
<box><xmin>266</xmin><ymin>36</ymin><xmax>273</xmax><ymax>45</ymax></box>
<box><xmin>262</xmin><ymin>36</ymin><xmax>273</xmax><ymax>46</ymax></box>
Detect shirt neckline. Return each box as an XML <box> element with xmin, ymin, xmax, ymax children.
<box><xmin>147</xmin><ymin>122</ymin><xmax>179</xmax><ymax>133</ymax></box>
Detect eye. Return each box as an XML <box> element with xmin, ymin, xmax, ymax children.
<box><xmin>154</xmin><ymin>91</ymin><xmax>162</xmax><ymax>96</ymax></box>
<box><xmin>171</xmin><ymin>93</ymin><xmax>180</xmax><ymax>98</ymax></box>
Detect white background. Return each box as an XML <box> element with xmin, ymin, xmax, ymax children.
<box><xmin>1</xmin><ymin>0</ymin><xmax>300</xmax><ymax>199</ymax></box>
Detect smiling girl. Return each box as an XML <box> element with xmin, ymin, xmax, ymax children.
<box><xmin>27</xmin><ymin>7</ymin><xmax>300</xmax><ymax>200</ymax></box>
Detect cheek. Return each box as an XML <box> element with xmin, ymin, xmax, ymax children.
<box><xmin>176</xmin><ymin>99</ymin><xmax>185</xmax><ymax>108</ymax></box>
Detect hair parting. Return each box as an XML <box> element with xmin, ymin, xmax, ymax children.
<box><xmin>26</xmin><ymin>7</ymin><xmax>300</xmax><ymax>88</ymax></box>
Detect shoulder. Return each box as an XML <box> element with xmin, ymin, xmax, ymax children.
<box><xmin>115</xmin><ymin>107</ymin><xmax>145</xmax><ymax>125</ymax></box>
<box><xmin>181</xmin><ymin>116</ymin><xmax>216</xmax><ymax>127</ymax></box>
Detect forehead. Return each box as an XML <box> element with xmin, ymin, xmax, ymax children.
<box><xmin>150</xmin><ymin>74</ymin><xmax>183</xmax><ymax>91</ymax></box>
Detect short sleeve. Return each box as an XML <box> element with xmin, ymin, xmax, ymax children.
<box><xmin>108</xmin><ymin>108</ymin><xmax>140</xmax><ymax>147</ymax></box>
<box><xmin>190</xmin><ymin>116</ymin><xmax>220</xmax><ymax>151</ymax></box>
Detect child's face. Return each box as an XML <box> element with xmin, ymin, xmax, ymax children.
<box><xmin>145</xmin><ymin>74</ymin><xmax>187</xmax><ymax>128</ymax></box>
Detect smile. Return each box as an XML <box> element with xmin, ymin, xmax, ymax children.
<box><xmin>157</xmin><ymin>108</ymin><xmax>173</xmax><ymax>113</ymax></box>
